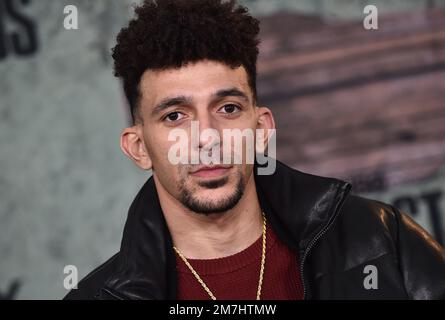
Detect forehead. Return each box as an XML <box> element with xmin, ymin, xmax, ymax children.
<box><xmin>139</xmin><ymin>60</ymin><xmax>251</xmax><ymax>110</ymax></box>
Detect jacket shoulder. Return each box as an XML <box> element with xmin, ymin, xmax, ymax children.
<box><xmin>323</xmin><ymin>194</ymin><xmax>413</xmax><ymax>270</ymax></box>
<box><xmin>338</xmin><ymin>194</ymin><xmax>445</xmax><ymax>299</ymax></box>
<box><xmin>340</xmin><ymin>194</ymin><xmax>441</xmax><ymax>248</ymax></box>
<box><xmin>338</xmin><ymin>194</ymin><xmax>400</xmax><ymax>243</ymax></box>
<box><xmin>63</xmin><ymin>252</ymin><xmax>120</xmax><ymax>300</ymax></box>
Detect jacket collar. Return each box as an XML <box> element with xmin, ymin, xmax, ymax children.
<box><xmin>102</xmin><ymin>159</ymin><xmax>352</xmax><ymax>299</ymax></box>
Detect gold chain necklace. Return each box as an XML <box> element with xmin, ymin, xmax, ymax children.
<box><xmin>173</xmin><ymin>212</ymin><xmax>267</xmax><ymax>300</ymax></box>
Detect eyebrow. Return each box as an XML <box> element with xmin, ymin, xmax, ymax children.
<box><xmin>151</xmin><ymin>87</ymin><xmax>250</xmax><ymax>116</ymax></box>
<box><xmin>215</xmin><ymin>87</ymin><xmax>249</xmax><ymax>103</ymax></box>
<box><xmin>151</xmin><ymin>96</ymin><xmax>192</xmax><ymax>116</ymax></box>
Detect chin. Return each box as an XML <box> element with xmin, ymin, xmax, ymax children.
<box><xmin>179</xmin><ymin>171</ymin><xmax>245</xmax><ymax>214</ymax></box>
<box><xmin>182</xmin><ymin>185</ymin><xmax>243</xmax><ymax>215</ymax></box>
<box><xmin>197</xmin><ymin>187</ymin><xmax>233</xmax><ymax>200</ymax></box>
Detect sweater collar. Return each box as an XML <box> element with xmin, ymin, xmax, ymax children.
<box><xmin>102</xmin><ymin>159</ymin><xmax>352</xmax><ymax>299</ymax></box>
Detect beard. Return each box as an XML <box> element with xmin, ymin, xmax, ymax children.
<box><xmin>179</xmin><ymin>169</ymin><xmax>245</xmax><ymax>215</ymax></box>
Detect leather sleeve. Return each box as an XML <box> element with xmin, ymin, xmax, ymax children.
<box><xmin>393</xmin><ymin>206</ymin><xmax>445</xmax><ymax>299</ymax></box>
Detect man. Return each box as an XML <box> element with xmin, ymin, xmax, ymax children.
<box><xmin>64</xmin><ymin>0</ymin><xmax>445</xmax><ymax>300</ymax></box>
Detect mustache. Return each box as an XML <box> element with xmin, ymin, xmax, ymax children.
<box><xmin>189</xmin><ymin>164</ymin><xmax>233</xmax><ymax>174</ymax></box>
<box><xmin>177</xmin><ymin>150</ymin><xmax>245</xmax><ymax>168</ymax></box>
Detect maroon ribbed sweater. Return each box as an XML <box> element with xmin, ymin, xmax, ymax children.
<box><xmin>176</xmin><ymin>225</ymin><xmax>304</xmax><ymax>300</ymax></box>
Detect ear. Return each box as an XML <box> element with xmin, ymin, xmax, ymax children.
<box><xmin>120</xmin><ymin>125</ymin><xmax>153</xmax><ymax>170</ymax></box>
<box><xmin>255</xmin><ymin>106</ymin><xmax>276</xmax><ymax>153</ymax></box>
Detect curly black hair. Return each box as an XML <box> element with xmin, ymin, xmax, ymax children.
<box><xmin>111</xmin><ymin>0</ymin><xmax>261</xmax><ymax>123</ymax></box>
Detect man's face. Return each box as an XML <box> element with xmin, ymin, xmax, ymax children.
<box><xmin>133</xmin><ymin>60</ymin><xmax>264</xmax><ymax>214</ymax></box>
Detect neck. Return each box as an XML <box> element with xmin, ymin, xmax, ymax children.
<box><xmin>155</xmin><ymin>174</ymin><xmax>263</xmax><ymax>259</ymax></box>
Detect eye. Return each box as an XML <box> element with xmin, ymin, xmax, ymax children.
<box><xmin>163</xmin><ymin>111</ymin><xmax>185</xmax><ymax>122</ymax></box>
<box><xmin>218</xmin><ymin>104</ymin><xmax>241</xmax><ymax>115</ymax></box>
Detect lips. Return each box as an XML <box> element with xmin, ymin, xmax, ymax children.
<box><xmin>190</xmin><ymin>165</ymin><xmax>233</xmax><ymax>178</ymax></box>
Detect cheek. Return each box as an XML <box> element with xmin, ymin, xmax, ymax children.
<box><xmin>151</xmin><ymin>145</ymin><xmax>179</xmax><ymax>173</ymax></box>
<box><xmin>145</xmin><ymin>134</ymin><xmax>185</xmax><ymax>179</ymax></box>
<box><xmin>144</xmin><ymin>130</ymin><xmax>174</xmax><ymax>163</ymax></box>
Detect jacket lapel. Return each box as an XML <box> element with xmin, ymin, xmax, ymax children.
<box><xmin>255</xmin><ymin>160</ymin><xmax>352</xmax><ymax>253</ymax></box>
<box><xmin>103</xmin><ymin>177</ymin><xmax>177</xmax><ymax>299</ymax></box>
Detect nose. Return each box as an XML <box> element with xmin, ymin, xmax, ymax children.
<box><xmin>195</xmin><ymin>112</ymin><xmax>221</xmax><ymax>151</ymax></box>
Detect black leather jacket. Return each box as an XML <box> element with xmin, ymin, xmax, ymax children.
<box><xmin>64</xmin><ymin>160</ymin><xmax>445</xmax><ymax>300</ymax></box>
